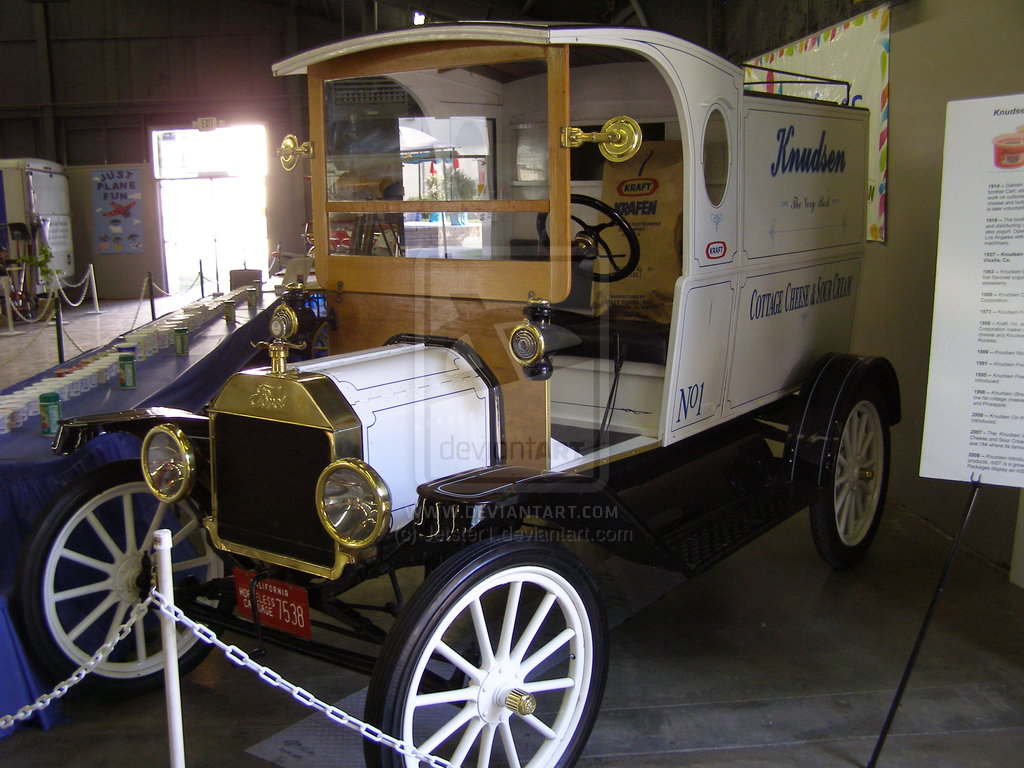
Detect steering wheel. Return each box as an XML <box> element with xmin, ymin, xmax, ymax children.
<box><xmin>537</xmin><ymin>194</ymin><xmax>640</xmax><ymax>283</ymax></box>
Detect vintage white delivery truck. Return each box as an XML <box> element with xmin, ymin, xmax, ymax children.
<box><xmin>19</xmin><ymin>23</ymin><xmax>898</xmax><ymax>768</ymax></box>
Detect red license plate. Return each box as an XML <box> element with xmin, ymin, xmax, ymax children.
<box><xmin>233</xmin><ymin>568</ymin><xmax>312</xmax><ymax>640</ymax></box>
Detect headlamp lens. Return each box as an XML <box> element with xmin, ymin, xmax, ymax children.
<box><xmin>316</xmin><ymin>459</ymin><xmax>390</xmax><ymax>549</ymax></box>
<box><xmin>141</xmin><ymin>424</ymin><xmax>195</xmax><ymax>502</ymax></box>
<box><xmin>510</xmin><ymin>325</ymin><xmax>543</xmax><ymax>364</ymax></box>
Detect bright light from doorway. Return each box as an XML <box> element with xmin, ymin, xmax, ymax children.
<box><xmin>152</xmin><ymin>125</ymin><xmax>269</xmax><ymax>293</ymax></box>
<box><xmin>153</xmin><ymin>124</ymin><xmax>267</xmax><ymax>180</ymax></box>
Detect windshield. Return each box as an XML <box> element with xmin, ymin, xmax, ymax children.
<box><xmin>308</xmin><ymin>43</ymin><xmax>570</xmax><ymax>300</ymax></box>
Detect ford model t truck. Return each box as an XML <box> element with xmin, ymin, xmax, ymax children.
<box><xmin>18</xmin><ymin>23</ymin><xmax>898</xmax><ymax>768</ymax></box>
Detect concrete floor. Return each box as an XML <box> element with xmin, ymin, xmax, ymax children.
<box><xmin>1</xmin><ymin>294</ymin><xmax>1023</xmax><ymax>766</ymax></box>
<box><xmin>2</xmin><ymin>501</ymin><xmax>1023</xmax><ymax>767</ymax></box>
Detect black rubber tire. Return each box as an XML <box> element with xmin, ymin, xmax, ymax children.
<box><xmin>810</xmin><ymin>388</ymin><xmax>891</xmax><ymax>569</ymax></box>
<box><xmin>14</xmin><ymin>460</ymin><xmax>223</xmax><ymax>698</ymax></box>
<box><xmin>364</xmin><ymin>535</ymin><xmax>608</xmax><ymax>768</ymax></box>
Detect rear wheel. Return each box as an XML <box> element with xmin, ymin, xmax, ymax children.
<box><xmin>14</xmin><ymin>460</ymin><xmax>223</xmax><ymax>697</ymax></box>
<box><xmin>308</xmin><ymin>319</ymin><xmax>331</xmax><ymax>358</ymax></box>
<box><xmin>365</xmin><ymin>536</ymin><xmax>608</xmax><ymax>768</ymax></box>
<box><xmin>810</xmin><ymin>391</ymin><xmax>890</xmax><ymax>568</ymax></box>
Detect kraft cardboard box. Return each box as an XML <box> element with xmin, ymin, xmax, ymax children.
<box><xmin>595</xmin><ymin>140</ymin><xmax>682</xmax><ymax>323</ymax></box>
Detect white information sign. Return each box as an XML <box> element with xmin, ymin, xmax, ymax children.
<box><xmin>921</xmin><ymin>94</ymin><xmax>1024</xmax><ymax>486</ymax></box>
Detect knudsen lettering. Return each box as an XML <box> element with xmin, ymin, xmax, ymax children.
<box><xmin>770</xmin><ymin>126</ymin><xmax>846</xmax><ymax>176</ymax></box>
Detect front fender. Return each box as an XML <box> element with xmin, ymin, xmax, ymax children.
<box><xmin>413</xmin><ymin>465</ymin><xmax>677</xmax><ymax>569</ymax></box>
<box><xmin>53</xmin><ymin>407</ymin><xmax>208</xmax><ymax>455</ymax></box>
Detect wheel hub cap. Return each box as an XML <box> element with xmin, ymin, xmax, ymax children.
<box><xmin>114</xmin><ymin>554</ymin><xmax>146</xmax><ymax>602</ymax></box>
<box><xmin>504</xmin><ymin>688</ymin><xmax>537</xmax><ymax>716</ymax></box>
<box><xmin>476</xmin><ymin>664</ymin><xmax>527</xmax><ymax>724</ymax></box>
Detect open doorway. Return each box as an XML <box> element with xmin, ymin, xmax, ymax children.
<box><xmin>152</xmin><ymin>124</ymin><xmax>268</xmax><ymax>293</ymax></box>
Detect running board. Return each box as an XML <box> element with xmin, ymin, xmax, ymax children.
<box><xmin>657</xmin><ymin>481</ymin><xmax>798</xmax><ymax>576</ymax></box>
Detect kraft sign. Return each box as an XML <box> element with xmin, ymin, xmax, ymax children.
<box><xmin>617</xmin><ymin>177</ymin><xmax>659</xmax><ymax>196</ymax></box>
<box><xmin>706</xmin><ymin>241</ymin><xmax>727</xmax><ymax>259</ymax></box>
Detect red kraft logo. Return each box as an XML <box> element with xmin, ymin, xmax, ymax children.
<box><xmin>617</xmin><ymin>177</ymin><xmax>659</xmax><ymax>196</ymax></box>
<box><xmin>706</xmin><ymin>241</ymin><xmax>727</xmax><ymax>259</ymax></box>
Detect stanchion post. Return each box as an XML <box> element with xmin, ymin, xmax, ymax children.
<box><xmin>54</xmin><ymin>282</ymin><xmax>65</xmax><ymax>364</ymax></box>
<box><xmin>866</xmin><ymin>480</ymin><xmax>982</xmax><ymax>768</ymax></box>
<box><xmin>198</xmin><ymin>261</ymin><xmax>205</xmax><ymax>298</ymax></box>
<box><xmin>147</xmin><ymin>272</ymin><xmax>157</xmax><ymax>322</ymax></box>
<box><xmin>86</xmin><ymin>265</ymin><xmax>103</xmax><ymax>314</ymax></box>
<box><xmin>154</xmin><ymin>529</ymin><xmax>187</xmax><ymax>768</ymax></box>
<box><xmin>0</xmin><ymin>276</ymin><xmax>25</xmax><ymax>337</ymax></box>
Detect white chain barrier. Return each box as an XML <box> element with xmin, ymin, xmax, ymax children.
<box><xmin>62</xmin><ymin>325</ymin><xmax>88</xmax><ymax>355</ymax></box>
<box><xmin>0</xmin><ymin>598</ymin><xmax>153</xmax><ymax>730</ymax></box>
<box><xmin>1</xmin><ymin>529</ymin><xmax>453</xmax><ymax>768</ymax></box>
<box><xmin>146</xmin><ymin>590</ymin><xmax>453</xmax><ymax>768</ymax></box>
<box><xmin>126</xmin><ymin>276</ymin><xmax>148</xmax><ymax>332</ymax></box>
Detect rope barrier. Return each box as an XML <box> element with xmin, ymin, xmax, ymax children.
<box><xmin>147</xmin><ymin>588</ymin><xmax>453</xmax><ymax>768</ymax></box>
<box><xmin>56</xmin><ymin>278</ymin><xmax>92</xmax><ymax>308</ymax></box>
<box><xmin>60</xmin><ymin>268</ymin><xmax>94</xmax><ymax>289</ymax></box>
<box><xmin>9</xmin><ymin>287</ymin><xmax>56</xmax><ymax>324</ymax></box>
<box><xmin>2</xmin><ymin>265</ymin><xmax>99</xmax><ymax>328</ymax></box>
<box><xmin>62</xmin><ymin>325</ymin><xmax>88</xmax><ymax>355</ymax></box>
<box><xmin>0</xmin><ymin>316</ymin><xmax>57</xmax><ymax>369</ymax></box>
<box><xmin>152</xmin><ymin>272</ymin><xmax>202</xmax><ymax>299</ymax></box>
<box><xmin>125</xmin><ymin>277</ymin><xmax>148</xmax><ymax>334</ymax></box>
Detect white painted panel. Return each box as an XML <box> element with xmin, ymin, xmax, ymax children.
<box><xmin>663</xmin><ymin>277</ymin><xmax>735</xmax><ymax>443</ymax></box>
<box><xmin>743</xmin><ymin>103</ymin><xmax>867</xmax><ymax>260</ymax></box>
<box><xmin>726</xmin><ymin>256</ymin><xmax>860</xmax><ymax>412</ymax></box>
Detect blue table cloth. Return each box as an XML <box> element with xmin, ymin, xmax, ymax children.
<box><xmin>0</xmin><ymin>300</ymin><xmax>277</xmax><ymax>737</ymax></box>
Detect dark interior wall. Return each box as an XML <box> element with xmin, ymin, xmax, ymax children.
<box><xmin>2</xmin><ymin>1</ymin><xmax>302</xmax><ymax>164</ymax></box>
<box><xmin>0</xmin><ymin>0</ymin><xmax>390</xmax><ymax>261</ymax></box>
<box><xmin>713</xmin><ymin>0</ymin><xmax>892</xmax><ymax>62</ymax></box>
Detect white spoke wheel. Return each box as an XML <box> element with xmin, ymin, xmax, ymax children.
<box><xmin>810</xmin><ymin>390</ymin><xmax>890</xmax><ymax>569</ymax></box>
<box><xmin>365</xmin><ymin>536</ymin><xmax>607</xmax><ymax>768</ymax></box>
<box><xmin>14</xmin><ymin>459</ymin><xmax>224</xmax><ymax>698</ymax></box>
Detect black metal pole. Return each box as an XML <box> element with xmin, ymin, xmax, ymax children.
<box><xmin>199</xmin><ymin>260</ymin><xmax>205</xmax><ymax>298</ymax></box>
<box><xmin>866</xmin><ymin>479</ymin><xmax>982</xmax><ymax>768</ymax></box>
<box><xmin>147</xmin><ymin>271</ymin><xmax>156</xmax><ymax>322</ymax></box>
<box><xmin>54</xmin><ymin>288</ymin><xmax>65</xmax><ymax>364</ymax></box>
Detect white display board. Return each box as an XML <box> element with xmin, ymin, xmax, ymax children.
<box><xmin>921</xmin><ymin>93</ymin><xmax>1024</xmax><ymax>486</ymax></box>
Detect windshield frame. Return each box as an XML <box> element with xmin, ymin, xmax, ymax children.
<box><xmin>307</xmin><ymin>40</ymin><xmax>571</xmax><ymax>302</ymax></box>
